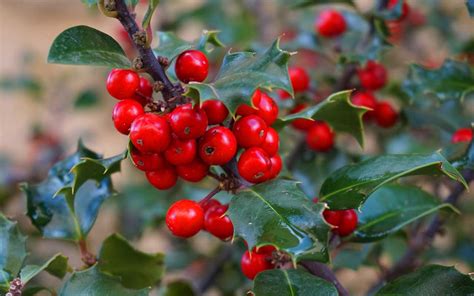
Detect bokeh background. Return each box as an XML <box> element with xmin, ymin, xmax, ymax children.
<box><xmin>1</xmin><ymin>0</ymin><xmax>473</xmax><ymax>295</ymax></box>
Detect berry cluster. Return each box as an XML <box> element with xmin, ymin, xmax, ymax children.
<box><xmin>165</xmin><ymin>199</ymin><xmax>234</xmax><ymax>240</ymax></box>
<box><xmin>314</xmin><ymin>198</ymin><xmax>358</xmax><ymax>237</ymax></box>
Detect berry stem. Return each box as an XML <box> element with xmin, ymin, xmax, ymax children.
<box><xmin>199</xmin><ymin>185</ymin><xmax>222</xmax><ymax>206</ymax></box>
<box><xmin>78</xmin><ymin>239</ymin><xmax>97</xmax><ymax>267</ymax></box>
<box><xmin>114</xmin><ymin>0</ymin><xmax>184</xmax><ymax>104</ymax></box>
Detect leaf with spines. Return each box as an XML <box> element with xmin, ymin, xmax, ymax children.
<box><xmin>20</xmin><ymin>254</ymin><xmax>70</xmax><ymax>284</ymax></box>
<box><xmin>48</xmin><ymin>25</ymin><xmax>130</xmax><ymax>68</ymax></box>
<box><xmin>154</xmin><ymin>31</ymin><xmax>224</xmax><ymax>61</ymax></box>
<box><xmin>187</xmin><ymin>39</ymin><xmax>294</xmax><ymax>115</ymax></box>
<box><xmin>402</xmin><ymin>59</ymin><xmax>474</xmax><ymax>104</ymax></box>
<box><xmin>0</xmin><ymin>214</ymin><xmax>27</xmax><ymax>292</ymax></box>
<box><xmin>352</xmin><ymin>184</ymin><xmax>457</xmax><ymax>242</ymax></box>
<box><xmin>21</xmin><ymin>141</ymin><xmax>120</xmax><ymax>241</ymax></box>
<box><xmin>253</xmin><ymin>269</ymin><xmax>338</xmax><ymax>296</ymax></box>
<box><xmin>60</xmin><ymin>266</ymin><xmax>150</xmax><ymax>296</ymax></box>
<box><xmin>97</xmin><ymin>234</ymin><xmax>165</xmax><ymax>289</ymax></box>
<box><xmin>319</xmin><ymin>152</ymin><xmax>467</xmax><ymax>210</ymax></box>
<box><xmin>277</xmin><ymin>90</ymin><xmax>367</xmax><ymax>146</ymax></box>
<box><xmin>228</xmin><ymin>179</ymin><xmax>330</xmax><ymax>263</ymax></box>
<box><xmin>376</xmin><ymin>265</ymin><xmax>474</xmax><ymax>295</ymax></box>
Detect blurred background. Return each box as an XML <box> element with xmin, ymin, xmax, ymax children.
<box><xmin>0</xmin><ymin>0</ymin><xmax>473</xmax><ymax>295</ymax></box>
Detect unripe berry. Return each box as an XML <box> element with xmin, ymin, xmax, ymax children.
<box><xmin>204</xmin><ymin>204</ymin><xmax>234</xmax><ymax>241</ymax></box>
<box><xmin>106</xmin><ymin>69</ymin><xmax>140</xmax><ymax>100</ymax></box>
<box><xmin>130</xmin><ymin>113</ymin><xmax>171</xmax><ymax>153</ymax></box>
<box><xmin>315</xmin><ymin>10</ymin><xmax>347</xmax><ymax>38</ymax></box>
<box><xmin>259</xmin><ymin>127</ymin><xmax>279</xmax><ymax>156</ymax></box>
<box><xmin>290</xmin><ymin>104</ymin><xmax>314</xmax><ymax>131</ymax></box>
<box><xmin>169</xmin><ymin>104</ymin><xmax>208</xmax><ymax>140</ymax></box>
<box><xmin>202</xmin><ymin>100</ymin><xmax>229</xmax><ymax>125</ymax></box>
<box><xmin>146</xmin><ymin>166</ymin><xmax>178</xmax><ymax>190</ymax></box>
<box><xmin>130</xmin><ymin>146</ymin><xmax>167</xmax><ymax>172</ymax></box>
<box><xmin>112</xmin><ymin>100</ymin><xmax>144</xmax><ymax>135</ymax></box>
<box><xmin>175</xmin><ymin>50</ymin><xmax>209</xmax><ymax>83</ymax></box>
<box><xmin>357</xmin><ymin>60</ymin><xmax>387</xmax><ymax>90</ymax></box>
<box><xmin>198</xmin><ymin>126</ymin><xmax>237</xmax><ymax>165</ymax></box>
<box><xmin>166</xmin><ymin>200</ymin><xmax>204</xmax><ymax>238</ymax></box>
<box><xmin>164</xmin><ymin>136</ymin><xmax>197</xmax><ymax>166</ymax></box>
<box><xmin>306</xmin><ymin>121</ymin><xmax>334</xmax><ymax>152</ymax></box>
<box><xmin>374</xmin><ymin>101</ymin><xmax>398</xmax><ymax>128</ymax></box>
<box><xmin>289</xmin><ymin>66</ymin><xmax>310</xmax><ymax>93</ymax></box>
<box><xmin>176</xmin><ymin>158</ymin><xmax>209</xmax><ymax>182</ymax></box>
<box><xmin>451</xmin><ymin>128</ymin><xmax>473</xmax><ymax>143</ymax></box>
<box><xmin>237</xmin><ymin>147</ymin><xmax>272</xmax><ymax>183</ymax></box>
<box><xmin>233</xmin><ymin>115</ymin><xmax>268</xmax><ymax>148</ymax></box>
<box><xmin>351</xmin><ymin>91</ymin><xmax>377</xmax><ymax>121</ymax></box>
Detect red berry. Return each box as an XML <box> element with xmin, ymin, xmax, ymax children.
<box><xmin>254</xmin><ymin>92</ymin><xmax>279</xmax><ymax>125</ymax></box>
<box><xmin>176</xmin><ymin>158</ymin><xmax>209</xmax><ymax>182</ymax></box>
<box><xmin>240</xmin><ymin>249</ymin><xmax>275</xmax><ymax>280</ymax></box>
<box><xmin>236</xmin><ymin>90</ymin><xmax>261</xmax><ymax>117</ymax></box>
<box><xmin>306</xmin><ymin>121</ymin><xmax>334</xmax><ymax>152</ymax></box>
<box><xmin>198</xmin><ymin>126</ymin><xmax>237</xmax><ymax>165</ymax></box>
<box><xmin>290</xmin><ymin>104</ymin><xmax>314</xmax><ymax>131</ymax></box>
<box><xmin>237</xmin><ymin>147</ymin><xmax>272</xmax><ymax>183</ymax></box>
<box><xmin>164</xmin><ymin>136</ymin><xmax>197</xmax><ymax>166</ymax></box>
<box><xmin>175</xmin><ymin>50</ymin><xmax>209</xmax><ymax>83</ymax></box>
<box><xmin>130</xmin><ymin>113</ymin><xmax>171</xmax><ymax>153</ymax></box>
<box><xmin>146</xmin><ymin>165</ymin><xmax>178</xmax><ymax>190</ymax></box>
<box><xmin>112</xmin><ymin>100</ymin><xmax>144</xmax><ymax>135</ymax></box>
<box><xmin>387</xmin><ymin>0</ymin><xmax>410</xmax><ymax>21</ymax></box>
<box><xmin>169</xmin><ymin>104</ymin><xmax>208</xmax><ymax>140</ymax></box>
<box><xmin>259</xmin><ymin>127</ymin><xmax>279</xmax><ymax>156</ymax></box>
<box><xmin>351</xmin><ymin>91</ymin><xmax>377</xmax><ymax>121</ymax></box>
<box><xmin>133</xmin><ymin>77</ymin><xmax>153</xmax><ymax>105</ymax></box>
<box><xmin>106</xmin><ymin>69</ymin><xmax>140</xmax><ymax>100</ymax></box>
<box><xmin>451</xmin><ymin>128</ymin><xmax>473</xmax><ymax>144</ymax></box>
<box><xmin>357</xmin><ymin>60</ymin><xmax>387</xmax><ymax>90</ymax></box>
<box><xmin>202</xmin><ymin>100</ymin><xmax>229</xmax><ymax>125</ymax></box>
<box><xmin>338</xmin><ymin>209</ymin><xmax>358</xmax><ymax>237</ymax></box>
<box><xmin>201</xmin><ymin>199</ymin><xmax>222</xmax><ymax>213</ymax></box>
<box><xmin>315</xmin><ymin>10</ymin><xmax>347</xmax><ymax>38</ymax></box>
<box><xmin>233</xmin><ymin>115</ymin><xmax>268</xmax><ymax>148</ymax></box>
<box><xmin>289</xmin><ymin>67</ymin><xmax>310</xmax><ymax>93</ymax></box>
<box><xmin>268</xmin><ymin>154</ymin><xmax>282</xmax><ymax>180</ymax></box>
<box><xmin>204</xmin><ymin>204</ymin><xmax>234</xmax><ymax>241</ymax></box>
<box><xmin>166</xmin><ymin>200</ymin><xmax>204</xmax><ymax>238</ymax></box>
<box><xmin>374</xmin><ymin>101</ymin><xmax>398</xmax><ymax>128</ymax></box>
<box><xmin>323</xmin><ymin>209</ymin><xmax>358</xmax><ymax>237</ymax></box>
<box><xmin>277</xmin><ymin>89</ymin><xmax>292</xmax><ymax>100</ymax></box>
<box><xmin>130</xmin><ymin>146</ymin><xmax>167</xmax><ymax>171</ymax></box>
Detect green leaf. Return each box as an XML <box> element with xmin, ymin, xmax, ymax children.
<box><xmin>48</xmin><ymin>25</ymin><xmax>130</xmax><ymax>68</ymax></box>
<box><xmin>290</xmin><ymin>0</ymin><xmax>354</xmax><ymax>8</ymax></box>
<box><xmin>154</xmin><ymin>30</ymin><xmax>224</xmax><ymax>61</ymax></box>
<box><xmin>253</xmin><ymin>269</ymin><xmax>338</xmax><ymax>296</ymax></box>
<box><xmin>158</xmin><ymin>280</ymin><xmax>196</xmax><ymax>296</ymax></box>
<box><xmin>187</xmin><ymin>39</ymin><xmax>294</xmax><ymax>115</ymax></box>
<box><xmin>277</xmin><ymin>90</ymin><xmax>367</xmax><ymax>146</ymax></box>
<box><xmin>74</xmin><ymin>89</ymin><xmax>99</xmax><ymax>109</ymax></box>
<box><xmin>59</xmin><ymin>266</ymin><xmax>150</xmax><ymax>296</ymax></box>
<box><xmin>402</xmin><ymin>59</ymin><xmax>474</xmax><ymax>104</ymax></box>
<box><xmin>467</xmin><ymin>0</ymin><xmax>474</xmax><ymax>17</ymax></box>
<box><xmin>21</xmin><ymin>141</ymin><xmax>117</xmax><ymax>241</ymax></box>
<box><xmin>20</xmin><ymin>253</ymin><xmax>69</xmax><ymax>284</ymax></box>
<box><xmin>0</xmin><ymin>214</ymin><xmax>27</xmax><ymax>283</ymax></box>
<box><xmin>376</xmin><ymin>265</ymin><xmax>474</xmax><ymax>295</ymax></box>
<box><xmin>142</xmin><ymin>0</ymin><xmax>160</xmax><ymax>29</ymax></box>
<box><xmin>228</xmin><ymin>179</ymin><xmax>330</xmax><ymax>263</ymax></box>
<box><xmin>319</xmin><ymin>152</ymin><xmax>467</xmax><ymax>210</ymax></box>
<box><xmin>22</xmin><ymin>286</ymin><xmax>52</xmax><ymax>296</ymax></box>
<box><xmin>353</xmin><ymin>184</ymin><xmax>457</xmax><ymax>242</ymax></box>
<box><xmin>98</xmin><ymin>234</ymin><xmax>165</xmax><ymax>289</ymax></box>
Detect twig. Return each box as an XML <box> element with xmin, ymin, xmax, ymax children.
<box><xmin>199</xmin><ymin>186</ymin><xmax>222</xmax><ymax>206</ymax></box>
<box><xmin>114</xmin><ymin>0</ymin><xmax>184</xmax><ymax>103</ymax></box>
<box><xmin>300</xmin><ymin>261</ymin><xmax>349</xmax><ymax>296</ymax></box>
<box><xmin>367</xmin><ymin>169</ymin><xmax>474</xmax><ymax>294</ymax></box>
<box><xmin>78</xmin><ymin>239</ymin><xmax>97</xmax><ymax>267</ymax></box>
<box><xmin>196</xmin><ymin>246</ymin><xmax>233</xmax><ymax>293</ymax></box>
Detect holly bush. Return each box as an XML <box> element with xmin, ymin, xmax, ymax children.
<box><xmin>1</xmin><ymin>0</ymin><xmax>474</xmax><ymax>295</ymax></box>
